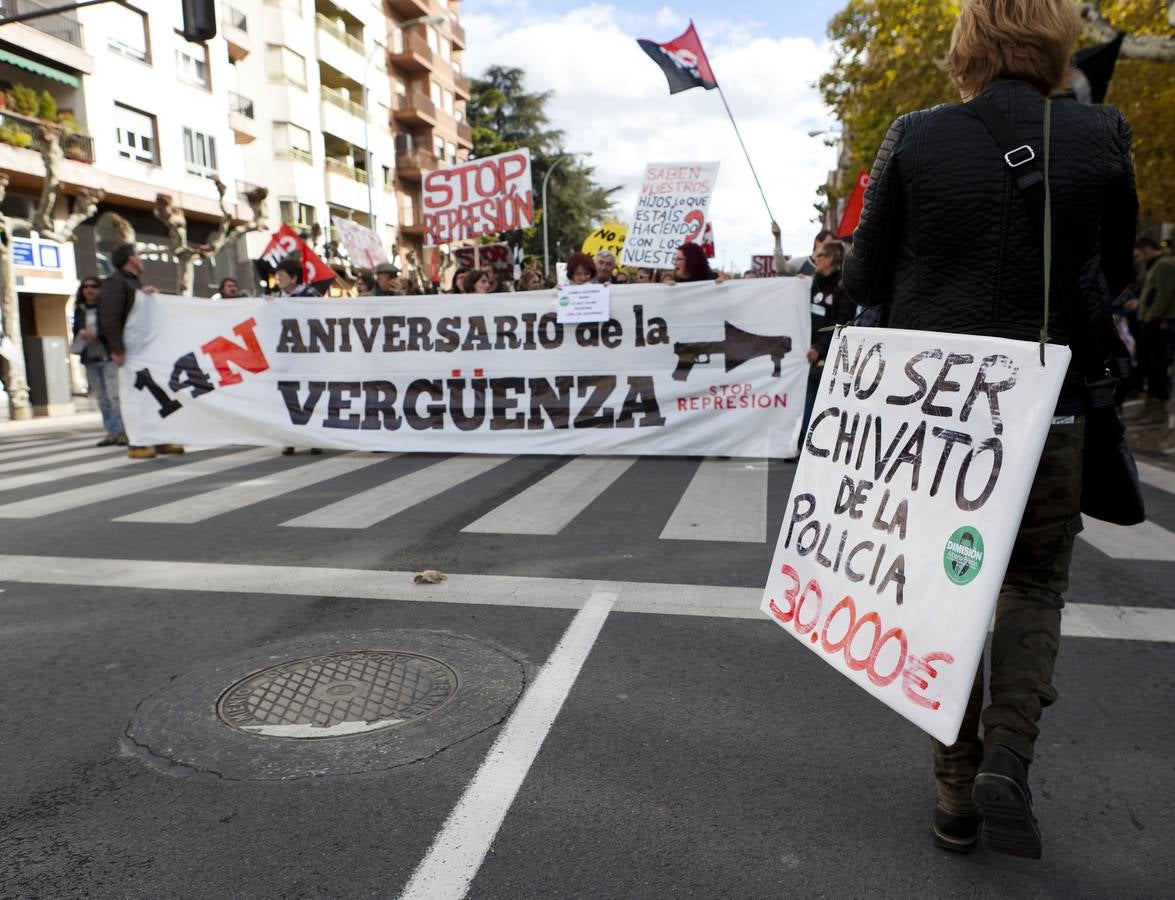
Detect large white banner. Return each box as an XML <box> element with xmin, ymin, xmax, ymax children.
<box><xmin>620</xmin><ymin>161</ymin><xmax>719</xmax><ymax>270</ymax></box>
<box><xmin>119</xmin><ymin>280</ymin><xmax>810</xmax><ymax>457</ymax></box>
<box><xmin>421</xmin><ymin>148</ymin><xmax>534</xmax><ymax>247</ymax></box>
<box><xmin>760</xmin><ymin>327</ymin><xmax>1070</xmax><ymax>745</ymax></box>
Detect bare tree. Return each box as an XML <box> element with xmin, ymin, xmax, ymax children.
<box><xmin>1078</xmin><ymin>3</ymin><xmax>1175</xmax><ymax>62</ymax></box>
<box><xmin>153</xmin><ymin>179</ymin><xmax>269</xmax><ymax>296</ymax></box>
<box><xmin>0</xmin><ymin>125</ymin><xmax>103</xmax><ymax>420</ymax></box>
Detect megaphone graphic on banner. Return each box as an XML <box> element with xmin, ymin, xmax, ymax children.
<box><xmin>672</xmin><ymin>321</ymin><xmax>793</xmax><ymax>382</ymax></box>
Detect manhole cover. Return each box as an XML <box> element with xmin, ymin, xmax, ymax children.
<box><xmin>217</xmin><ymin>651</ymin><xmax>457</xmax><ymax>739</ymax></box>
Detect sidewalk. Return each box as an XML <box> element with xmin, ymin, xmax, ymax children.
<box><xmin>0</xmin><ymin>394</ymin><xmax>102</xmax><ymax>436</ymax></box>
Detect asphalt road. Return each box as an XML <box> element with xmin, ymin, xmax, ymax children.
<box><xmin>1</xmin><ymin>427</ymin><xmax>1172</xmax><ymax>899</ymax></box>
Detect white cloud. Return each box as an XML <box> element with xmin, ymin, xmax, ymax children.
<box><xmin>463</xmin><ymin>5</ymin><xmax>839</xmax><ymax>271</ymax></box>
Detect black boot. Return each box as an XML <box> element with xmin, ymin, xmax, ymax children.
<box><xmin>972</xmin><ymin>744</ymin><xmax>1042</xmax><ymax>859</ymax></box>
<box><xmin>932</xmin><ymin>802</ymin><xmax>981</xmax><ymax>853</ymax></box>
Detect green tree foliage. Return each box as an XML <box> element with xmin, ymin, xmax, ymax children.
<box><xmin>469</xmin><ymin>66</ymin><xmax>617</xmax><ymax>264</ymax></box>
<box><xmin>820</xmin><ymin>1</ymin><xmax>1172</xmax><ymax>229</ymax></box>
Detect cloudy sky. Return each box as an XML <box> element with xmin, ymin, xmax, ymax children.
<box><xmin>463</xmin><ymin>0</ymin><xmax>847</xmax><ymax>271</ymax></box>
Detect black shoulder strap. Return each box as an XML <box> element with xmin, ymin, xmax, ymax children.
<box><xmin>966</xmin><ymin>95</ymin><xmax>1045</xmax><ymax>239</ymax></box>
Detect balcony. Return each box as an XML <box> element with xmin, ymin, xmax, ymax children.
<box><xmin>321</xmin><ymin>85</ymin><xmax>364</xmax><ymax>119</ymax></box>
<box><xmin>455</xmin><ymin>121</ymin><xmax>472</xmax><ymax>149</ymax></box>
<box><xmin>386</xmin><ymin>0</ymin><xmax>429</xmax><ymax>16</ymax></box>
<box><xmin>449</xmin><ymin>20</ymin><xmax>465</xmax><ymax>49</ymax></box>
<box><xmin>228</xmin><ymin>92</ymin><xmax>256</xmax><ymax>143</ymax></box>
<box><xmin>326</xmin><ymin>157</ymin><xmax>370</xmax><ymax>185</ymax></box>
<box><xmin>0</xmin><ymin>0</ymin><xmax>94</xmax><ymax>73</ymax></box>
<box><xmin>325</xmin><ymin>158</ymin><xmax>371</xmax><ymax>212</ymax></box>
<box><xmin>0</xmin><ymin>0</ymin><xmax>83</xmax><ymax>46</ymax></box>
<box><xmin>391</xmin><ymin>90</ymin><xmax>437</xmax><ymax>127</ymax></box>
<box><xmin>395</xmin><ymin>147</ymin><xmax>440</xmax><ymax>181</ymax></box>
<box><xmin>222</xmin><ymin>3</ymin><xmax>249</xmax><ymax>61</ymax></box>
<box><xmin>0</xmin><ymin>110</ymin><xmax>93</xmax><ymax>163</ymax></box>
<box><xmin>315</xmin><ymin>13</ymin><xmax>364</xmax><ymax>55</ymax></box>
<box><xmin>453</xmin><ymin>72</ymin><xmax>471</xmax><ymax>99</ymax></box>
<box><xmin>276</xmin><ymin>146</ymin><xmax>314</xmax><ymax>165</ymax></box>
<box><xmin>388</xmin><ymin>32</ymin><xmax>432</xmax><ymax>73</ymax></box>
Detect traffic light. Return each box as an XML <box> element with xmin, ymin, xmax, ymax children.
<box><xmin>181</xmin><ymin>0</ymin><xmax>216</xmax><ymax>43</ymax></box>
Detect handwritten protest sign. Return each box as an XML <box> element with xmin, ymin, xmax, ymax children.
<box><xmin>119</xmin><ymin>280</ymin><xmax>810</xmax><ymax>458</ymax></box>
<box><xmin>453</xmin><ymin>242</ymin><xmax>513</xmax><ymax>276</ymax></box>
<box><xmin>761</xmin><ymin>327</ymin><xmax>1069</xmax><ymax>744</ymax></box>
<box><xmin>582</xmin><ymin>223</ymin><xmax>627</xmax><ymax>261</ymax></box>
<box><xmin>331</xmin><ymin>217</ymin><xmax>388</xmax><ymax>270</ymax></box>
<box><xmin>556</xmin><ymin>283</ymin><xmax>610</xmax><ymax>324</ymax></box>
<box><xmin>620</xmin><ymin>162</ymin><xmax>719</xmax><ymax>270</ymax></box>
<box><xmin>751</xmin><ymin>255</ymin><xmax>777</xmax><ymax>278</ymax></box>
<box><xmin>422</xmin><ymin>148</ymin><xmax>534</xmax><ymax>247</ymax></box>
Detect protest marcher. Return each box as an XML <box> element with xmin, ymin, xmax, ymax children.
<box><xmin>594</xmin><ymin>250</ymin><xmax>617</xmax><ymax>285</ymax></box>
<box><xmin>354</xmin><ymin>274</ymin><xmax>376</xmax><ymax>296</ymax></box>
<box><xmin>842</xmin><ymin>0</ymin><xmax>1137</xmax><ymax>859</ymax></box>
<box><xmin>1130</xmin><ymin>239</ymin><xmax>1173</xmax><ymax>424</ymax></box>
<box><xmin>799</xmin><ymin>242</ymin><xmax>854</xmax><ymax>446</ymax></box>
<box><xmin>659</xmin><ymin>271</ymin><xmax>676</xmax><ymax>285</ymax></box>
<box><xmin>213</xmin><ymin>277</ymin><xmax>242</xmax><ymax>299</ymax></box>
<box><xmin>566</xmin><ymin>253</ymin><xmax>596</xmax><ymax>286</ymax></box>
<box><xmin>450</xmin><ymin>265</ymin><xmax>472</xmax><ymax>294</ymax></box>
<box><xmin>99</xmin><ymin>244</ymin><xmax>184</xmax><ymax>460</ymax></box>
<box><xmin>773</xmin><ymin>222</ymin><xmax>834</xmax><ymax>277</ymax></box>
<box><xmin>71</xmin><ymin>276</ymin><xmax>125</xmax><ymax>446</ymax></box>
<box><xmin>462</xmin><ymin>269</ymin><xmax>492</xmax><ymax>294</ymax></box>
<box><xmin>273</xmin><ymin>259</ymin><xmax>323</xmax><ymax>455</ymax></box>
<box><xmin>518</xmin><ymin>269</ymin><xmax>545</xmax><ymax>291</ymax></box>
<box><xmin>614</xmin><ymin>270</ymin><xmax>631</xmax><ymax>285</ymax></box>
<box><xmin>374</xmin><ymin>261</ymin><xmax>402</xmax><ymax>296</ymax></box>
<box><xmin>674</xmin><ymin>243</ymin><xmax>716</xmax><ymax>282</ymax></box>
<box><xmin>635</xmin><ymin>268</ymin><xmax>655</xmax><ymax>284</ymax></box>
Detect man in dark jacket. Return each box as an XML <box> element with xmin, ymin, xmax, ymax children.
<box><xmin>99</xmin><ymin>243</ymin><xmax>183</xmax><ymax>460</ymax></box>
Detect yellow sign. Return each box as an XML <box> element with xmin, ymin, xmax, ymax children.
<box><xmin>582</xmin><ymin>223</ymin><xmax>627</xmax><ymax>260</ymax></box>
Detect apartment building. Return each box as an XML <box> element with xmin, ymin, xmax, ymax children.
<box><xmin>386</xmin><ymin>0</ymin><xmax>471</xmax><ymax>269</ymax></box>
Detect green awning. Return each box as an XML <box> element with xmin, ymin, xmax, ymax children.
<box><xmin>0</xmin><ymin>48</ymin><xmax>79</xmax><ymax>88</ymax></box>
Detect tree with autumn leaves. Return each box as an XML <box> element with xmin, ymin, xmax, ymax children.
<box><xmin>819</xmin><ymin>1</ymin><xmax>1174</xmax><ymax>233</ymax></box>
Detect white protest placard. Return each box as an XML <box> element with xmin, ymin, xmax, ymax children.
<box><xmin>556</xmin><ymin>283</ymin><xmax>610</xmax><ymax>324</ymax></box>
<box><xmin>620</xmin><ymin>162</ymin><xmax>719</xmax><ymax>270</ymax></box>
<box><xmin>421</xmin><ymin>148</ymin><xmax>534</xmax><ymax>247</ymax></box>
<box><xmin>331</xmin><ymin>217</ymin><xmax>388</xmax><ymax>270</ymax></box>
<box><xmin>119</xmin><ymin>280</ymin><xmax>810</xmax><ymax>458</ymax></box>
<box><xmin>760</xmin><ymin>327</ymin><xmax>1070</xmax><ymax>745</ymax></box>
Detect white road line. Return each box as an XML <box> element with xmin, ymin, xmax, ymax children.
<box><xmin>1079</xmin><ymin>518</ymin><xmax>1175</xmax><ymax>562</ymax></box>
<box><xmin>399</xmin><ymin>591</ymin><xmax>615</xmax><ymax>900</ymax></box>
<box><xmin>282</xmin><ymin>455</ymin><xmax>511</xmax><ymax>529</ymax></box>
<box><xmin>660</xmin><ymin>458</ymin><xmax>768</xmax><ymax>543</ymax></box>
<box><xmin>0</xmin><ymin>448</ymin><xmax>274</xmax><ymax>518</ymax></box>
<box><xmin>0</xmin><ymin>444</ymin><xmax>125</xmax><ymax>475</ymax></box>
<box><xmin>115</xmin><ymin>452</ymin><xmax>390</xmax><ymax>524</ymax></box>
<box><xmin>1137</xmin><ymin>461</ymin><xmax>1175</xmax><ymax>496</ymax></box>
<box><xmin>462</xmin><ymin>456</ymin><xmax>637</xmax><ymax>535</ymax></box>
<box><xmin>0</xmin><ymin>555</ymin><xmax>1171</xmax><ymax>642</ymax></box>
<box><xmin>0</xmin><ymin>437</ymin><xmax>108</xmax><ymax>466</ymax></box>
<box><xmin>0</xmin><ymin>448</ymin><xmax>153</xmax><ymax>492</ymax></box>
<box><xmin>0</xmin><ymin>435</ymin><xmax>73</xmax><ymax>453</ymax></box>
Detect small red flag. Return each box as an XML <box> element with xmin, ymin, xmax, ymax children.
<box><xmin>637</xmin><ymin>21</ymin><xmax>718</xmax><ymax>94</ymax></box>
<box><xmin>836</xmin><ymin>171</ymin><xmax>870</xmax><ymax>238</ymax></box>
<box><xmin>260</xmin><ymin>224</ymin><xmax>337</xmax><ymax>290</ymax></box>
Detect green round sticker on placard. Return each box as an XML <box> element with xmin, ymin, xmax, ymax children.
<box><xmin>943</xmin><ymin>526</ymin><xmax>984</xmax><ymax>586</ymax></box>
<box><xmin>558</xmin><ymin>293</ymin><xmax>570</xmax><ymax>306</ymax></box>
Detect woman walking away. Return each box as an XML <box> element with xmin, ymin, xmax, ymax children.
<box><xmin>842</xmin><ymin>0</ymin><xmax>1137</xmax><ymax>860</ymax></box>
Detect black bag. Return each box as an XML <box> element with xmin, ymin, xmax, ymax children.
<box><xmin>967</xmin><ymin>94</ymin><xmax>1145</xmax><ymax>526</ymax></box>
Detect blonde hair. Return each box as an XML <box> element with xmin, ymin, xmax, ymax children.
<box><xmin>943</xmin><ymin>0</ymin><xmax>1078</xmax><ymax>99</ymax></box>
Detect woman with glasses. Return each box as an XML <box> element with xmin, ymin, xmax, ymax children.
<box><xmin>800</xmin><ymin>242</ymin><xmax>854</xmax><ymax>444</ymax></box>
<box><xmin>71</xmin><ymin>277</ymin><xmax>126</xmax><ymax>447</ymax></box>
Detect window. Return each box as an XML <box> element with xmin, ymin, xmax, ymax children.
<box><xmin>433</xmin><ymin>135</ymin><xmax>444</xmax><ymax>160</ymax></box>
<box><xmin>183</xmin><ymin>128</ymin><xmax>217</xmax><ymax>177</ymax></box>
<box><xmin>440</xmin><ymin>38</ymin><xmax>451</xmax><ymax>63</ymax></box>
<box><xmin>280</xmin><ymin>199</ymin><xmax>316</xmax><ymax>229</ymax></box>
<box><xmin>108</xmin><ymin>3</ymin><xmax>150</xmax><ymax>63</ymax></box>
<box><xmin>273</xmin><ymin>122</ymin><xmax>313</xmax><ymax>163</ymax></box>
<box><xmin>176</xmin><ymin>43</ymin><xmax>211</xmax><ymax>89</ymax></box>
<box><xmin>443</xmin><ymin>89</ymin><xmax>454</xmax><ymax>116</ymax></box>
<box><xmin>114</xmin><ymin>103</ymin><xmax>157</xmax><ymax>164</ymax></box>
<box><xmin>429</xmin><ymin>80</ymin><xmax>441</xmax><ymax>106</ymax></box>
<box><xmin>266</xmin><ymin>45</ymin><xmax>307</xmax><ymax>88</ymax></box>
<box><xmin>425</xmin><ymin>26</ymin><xmax>438</xmax><ymax>53</ymax></box>
<box><xmin>446</xmin><ymin>142</ymin><xmax>456</xmax><ymax>165</ymax></box>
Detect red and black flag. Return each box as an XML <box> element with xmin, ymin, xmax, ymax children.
<box><xmin>638</xmin><ymin>22</ymin><xmax>718</xmax><ymax>94</ymax></box>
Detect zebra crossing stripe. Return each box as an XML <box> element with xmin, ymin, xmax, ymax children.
<box><xmin>0</xmin><ymin>435</ymin><xmax>70</xmax><ymax>453</ymax></box>
<box><xmin>1079</xmin><ymin>518</ymin><xmax>1175</xmax><ymax>562</ymax></box>
<box><xmin>0</xmin><ymin>448</ymin><xmax>275</xmax><ymax>518</ymax></box>
<box><xmin>0</xmin><ymin>447</ymin><xmax>157</xmax><ymax>492</ymax></box>
<box><xmin>1137</xmin><ymin>460</ymin><xmax>1175</xmax><ymax>496</ymax></box>
<box><xmin>660</xmin><ymin>458</ymin><xmax>769</xmax><ymax>543</ymax></box>
<box><xmin>0</xmin><ymin>443</ymin><xmax>125</xmax><ymax>476</ymax></box>
<box><xmin>461</xmin><ymin>457</ymin><xmax>637</xmax><ymax>535</ymax></box>
<box><xmin>115</xmin><ymin>452</ymin><xmax>392</xmax><ymax>524</ymax></box>
<box><xmin>281</xmin><ymin>455</ymin><xmax>512</xmax><ymax>529</ymax></box>
<box><xmin>0</xmin><ymin>437</ymin><xmax>109</xmax><ymax>468</ymax></box>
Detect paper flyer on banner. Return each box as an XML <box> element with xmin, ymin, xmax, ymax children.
<box><xmin>118</xmin><ymin>280</ymin><xmax>811</xmax><ymax>459</ymax></box>
<box><xmin>556</xmin><ymin>283</ymin><xmax>611</xmax><ymax>324</ymax></box>
<box><xmin>421</xmin><ymin>148</ymin><xmax>534</xmax><ymax>246</ymax></box>
<box><xmin>760</xmin><ymin>327</ymin><xmax>1069</xmax><ymax>745</ymax></box>
<box><xmin>620</xmin><ymin>162</ymin><xmax>719</xmax><ymax>270</ymax></box>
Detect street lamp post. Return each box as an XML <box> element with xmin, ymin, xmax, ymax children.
<box><xmin>542</xmin><ymin>151</ymin><xmax>591</xmax><ymax>281</ymax></box>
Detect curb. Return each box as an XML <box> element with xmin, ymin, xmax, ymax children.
<box><xmin>0</xmin><ymin>411</ymin><xmax>102</xmax><ymax>436</ymax></box>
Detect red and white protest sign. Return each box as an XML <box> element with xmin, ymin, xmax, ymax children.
<box><xmin>421</xmin><ymin>148</ymin><xmax>535</xmax><ymax>247</ymax></box>
<box><xmin>453</xmin><ymin>242</ymin><xmax>513</xmax><ymax>276</ymax></box>
<box><xmin>620</xmin><ymin>161</ymin><xmax>720</xmax><ymax>270</ymax></box>
<box><xmin>331</xmin><ymin>217</ymin><xmax>388</xmax><ymax>270</ymax></box>
<box><xmin>751</xmin><ymin>255</ymin><xmax>778</xmax><ymax>277</ymax></box>
<box><xmin>260</xmin><ymin>225</ymin><xmax>337</xmax><ymax>289</ymax></box>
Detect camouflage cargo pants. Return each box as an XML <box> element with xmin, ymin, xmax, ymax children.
<box><xmin>932</xmin><ymin>418</ymin><xmax>1084</xmax><ymax>811</ymax></box>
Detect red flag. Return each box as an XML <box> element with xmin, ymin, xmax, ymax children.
<box><xmin>637</xmin><ymin>21</ymin><xmax>718</xmax><ymax>94</ymax></box>
<box><xmin>836</xmin><ymin>171</ymin><xmax>870</xmax><ymax>238</ymax></box>
<box><xmin>260</xmin><ymin>224</ymin><xmax>337</xmax><ymax>289</ymax></box>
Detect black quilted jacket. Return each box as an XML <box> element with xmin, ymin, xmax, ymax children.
<box><xmin>842</xmin><ymin>79</ymin><xmax>1137</xmax><ymax>376</ymax></box>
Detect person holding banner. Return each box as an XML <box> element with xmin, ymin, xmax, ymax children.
<box><xmin>842</xmin><ymin>0</ymin><xmax>1138</xmax><ymax>860</ymax></box>
<box><xmin>673</xmin><ymin>243</ymin><xmax>717</xmax><ymax>283</ymax></box>
<box><xmin>565</xmin><ymin>253</ymin><xmax>596</xmax><ymax>286</ymax></box>
<box><xmin>800</xmin><ymin>242</ymin><xmax>855</xmax><ymax>442</ymax></box>
<box><xmin>461</xmin><ymin>269</ymin><xmax>492</xmax><ymax>294</ymax></box>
